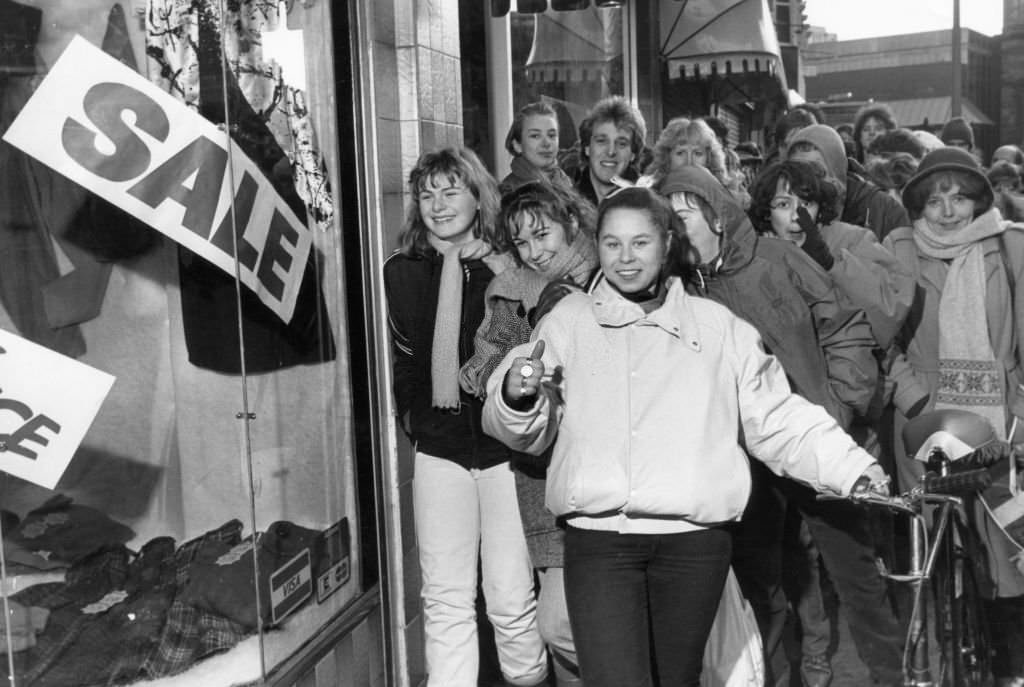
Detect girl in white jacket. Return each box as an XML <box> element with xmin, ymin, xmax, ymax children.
<box><xmin>482</xmin><ymin>186</ymin><xmax>889</xmax><ymax>687</ymax></box>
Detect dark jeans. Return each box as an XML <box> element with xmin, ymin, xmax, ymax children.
<box><xmin>729</xmin><ymin>462</ymin><xmax>789</xmax><ymax>683</ymax></box>
<box><xmin>563</xmin><ymin>526</ymin><xmax>731</xmax><ymax>687</ymax></box>
<box><xmin>732</xmin><ymin>462</ymin><xmax>905</xmax><ymax>686</ymax></box>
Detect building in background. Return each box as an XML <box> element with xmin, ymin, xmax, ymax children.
<box><xmin>654</xmin><ymin>0</ymin><xmax>791</xmax><ymax>145</ymax></box>
<box><xmin>1002</xmin><ymin>0</ymin><xmax>1024</xmax><ymax>148</ymax></box>
<box><xmin>802</xmin><ymin>28</ymin><xmax>999</xmax><ymax>157</ymax></box>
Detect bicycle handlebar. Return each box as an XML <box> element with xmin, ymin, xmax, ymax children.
<box><xmin>818</xmin><ymin>466</ymin><xmax>994</xmax><ymax>513</ymax></box>
<box><xmin>922</xmin><ymin>467</ymin><xmax>993</xmax><ymax>494</ymax></box>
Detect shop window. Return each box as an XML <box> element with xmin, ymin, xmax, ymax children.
<box><xmin>509</xmin><ymin>4</ymin><xmax>625</xmax><ymax>172</ymax></box>
<box><xmin>774</xmin><ymin>0</ymin><xmax>792</xmax><ymax>45</ymax></box>
<box><xmin>0</xmin><ymin>1</ymin><xmax>367</xmax><ymax>684</ymax></box>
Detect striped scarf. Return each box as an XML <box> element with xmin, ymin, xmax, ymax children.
<box><xmin>913</xmin><ymin>211</ymin><xmax>1008</xmax><ymax>437</ymax></box>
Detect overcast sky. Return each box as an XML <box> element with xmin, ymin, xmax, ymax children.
<box><xmin>803</xmin><ymin>0</ymin><xmax>1003</xmax><ymax>40</ymax></box>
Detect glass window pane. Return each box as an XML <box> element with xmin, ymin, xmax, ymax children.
<box><xmin>0</xmin><ymin>1</ymin><xmax>361</xmax><ymax>683</ymax></box>
<box><xmin>510</xmin><ymin>5</ymin><xmax>625</xmax><ymax>166</ymax></box>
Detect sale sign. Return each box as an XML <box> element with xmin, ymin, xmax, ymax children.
<box><xmin>0</xmin><ymin>329</ymin><xmax>115</xmax><ymax>489</ymax></box>
<box><xmin>2</xmin><ymin>35</ymin><xmax>312</xmax><ymax>324</ymax></box>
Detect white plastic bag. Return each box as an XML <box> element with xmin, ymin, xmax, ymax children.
<box><xmin>701</xmin><ymin>567</ymin><xmax>765</xmax><ymax>687</ymax></box>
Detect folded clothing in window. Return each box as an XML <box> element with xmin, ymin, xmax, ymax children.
<box><xmin>0</xmin><ymin>569</ymin><xmax>67</xmax><ymax>597</ymax></box>
<box><xmin>0</xmin><ymin>601</ymin><xmax>49</xmax><ymax>654</ymax></box>
<box><xmin>4</xmin><ymin>495</ymin><xmax>135</xmax><ymax>568</ymax></box>
<box><xmin>10</xmin><ymin>521</ymin><xmax>251</xmax><ymax>685</ymax></box>
<box><xmin>179</xmin><ymin>520</ymin><xmax>321</xmax><ymax>630</ymax></box>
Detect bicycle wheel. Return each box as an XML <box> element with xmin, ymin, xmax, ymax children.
<box><xmin>932</xmin><ymin>515</ymin><xmax>991</xmax><ymax>687</ymax></box>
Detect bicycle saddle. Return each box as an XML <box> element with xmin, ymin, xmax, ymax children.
<box><xmin>902</xmin><ymin>409</ymin><xmax>999</xmax><ymax>463</ymax></box>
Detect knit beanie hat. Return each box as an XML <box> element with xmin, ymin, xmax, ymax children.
<box><xmin>939</xmin><ymin>116</ymin><xmax>974</xmax><ymax>148</ymax></box>
<box><xmin>657</xmin><ymin>165</ymin><xmax>748</xmax><ymax>237</ymax></box>
<box><xmin>901</xmin><ymin>146</ymin><xmax>993</xmax><ymax>216</ymax></box>
<box><xmin>992</xmin><ymin>144</ymin><xmax>1024</xmax><ymax>166</ymax></box>
<box><xmin>786</xmin><ymin>124</ymin><xmax>848</xmax><ymax>192</ymax></box>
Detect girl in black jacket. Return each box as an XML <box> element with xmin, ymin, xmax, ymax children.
<box><xmin>383</xmin><ymin>146</ymin><xmax>547</xmax><ymax>686</ymax></box>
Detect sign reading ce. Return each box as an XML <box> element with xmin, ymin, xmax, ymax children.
<box><xmin>0</xmin><ymin>330</ymin><xmax>115</xmax><ymax>489</ymax></box>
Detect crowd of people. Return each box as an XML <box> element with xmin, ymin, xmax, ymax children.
<box><xmin>383</xmin><ymin>95</ymin><xmax>1024</xmax><ymax>687</ymax></box>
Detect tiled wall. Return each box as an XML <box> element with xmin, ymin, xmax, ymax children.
<box><xmin>278</xmin><ymin>602</ymin><xmax>386</xmax><ymax>687</ymax></box>
<box><xmin>376</xmin><ymin>0</ymin><xmax>465</xmax><ymax>216</ymax></box>
<box><xmin>368</xmin><ymin>1</ymin><xmax>466</xmax><ymax>685</ymax></box>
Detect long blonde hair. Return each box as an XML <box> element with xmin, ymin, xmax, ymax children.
<box><xmin>646</xmin><ymin>117</ymin><xmax>727</xmax><ymax>183</ymax></box>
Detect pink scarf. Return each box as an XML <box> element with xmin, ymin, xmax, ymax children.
<box><xmin>427</xmin><ymin>233</ymin><xmax>512</xmax><ymax>409</ymax></box>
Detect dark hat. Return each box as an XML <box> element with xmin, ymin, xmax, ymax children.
<box><xmin>901</xmin><ymin>146</ymin><xmax>993</xmax><ymax>213</ymax></box>
<box><xmin>988</xmin><ymin>159</ymin><xmax>1022</xmax><ymax>185</ymax></box>
<box><xmin>939</xmin><ymin>116</ymin><xmax>974</xmax><ymax>148</ymax></box>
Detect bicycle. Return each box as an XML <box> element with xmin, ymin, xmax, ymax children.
<box><xmin>823</xmin><ymin>409</ymin><xmax>1023</xmax><ymax>687</ymax></box>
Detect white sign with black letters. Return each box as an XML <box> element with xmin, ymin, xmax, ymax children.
<box><xmin>0</xmin><ymin>329</ymin><xmax>115</xmax><ymax>489</ymax></box>
<box><xmin>2</xmin><ymin>35</ymin><xmax>311</xmax><ymax>323</ymax></box>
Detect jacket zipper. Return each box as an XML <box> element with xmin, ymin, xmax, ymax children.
<box><xmin>460</xmin><ymin>262</ymin><xmax>482</xmax><ymax>469</ymax></box>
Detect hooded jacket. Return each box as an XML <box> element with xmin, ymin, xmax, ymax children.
<box><xmin>658</xmin><ymin>166</ymin><xmax>877</xmax><ymax>429</ymax></box>
<box><xmin>820</xmin><ymin>219</ymin><xmax>915</xmax><ymax>351</ymax></box>
<box><xmin>788</xmin><ymin>125</ymin><xmax>910</xmax><ymax>241</ymax></box>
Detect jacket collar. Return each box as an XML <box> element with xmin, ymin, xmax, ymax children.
<box><xmin>591</xmin><ymin>277</ymin><xmax>702</xmax><ymax>351</ymax></box>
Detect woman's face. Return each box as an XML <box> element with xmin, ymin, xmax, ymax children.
<box><xmin>669</xmin><ymin>142</ymin><xmax>707</xmax><ymax>171</ymax></box>
<box><xmin>598</xmin><ymin>207</ymin><xmax>668</xmax><ymax>294</ymax></box>
<box><xmin>860</xmin><ymin>116</ymin><xmax>887</xmax><ymax>150</ymax></box>
<box><xmin>512</xmin><ymin>211</ymin><xmax>571</xmax><ymax>274</ymax></box>
<box><xmin>670</xmin><ymin>193</ymin><xmax>718</xmax><ymax>264</ymax></box>
<box><xmin>514</xmin><ymin>114</ymin><xmax>559</xmax><ymax>170</ymax></box>
<box><xmin>921</xmin><ymin>182</ymin><xmax>977</xmax><ymax>234</ymax></box>
<box><xmin>418</xmin><ymin>174</ymin><xmax>478</xmax><ymax>244</ymax></box>
<box><xmin>768</xmin><ymin>178</ymin><xmax>820</xmax><ymax>247</ymax></box>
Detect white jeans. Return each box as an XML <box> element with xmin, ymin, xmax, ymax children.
<box><xmin>537</xmin><ymin>567</ymin><xmax>581</xmax><ymax>684</ymax></box>
<box><xmin>414</xmin><ymin>453</ymin><xmax>547</xmax><ymax>686</ymax></box>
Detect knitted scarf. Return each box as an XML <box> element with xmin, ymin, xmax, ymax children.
<box><xmin>427</xmin><ymin>233</ymin><xmax>513</xmax><ymax>409</ymax></box>
<box><xmin>458</xmin><ymin>229</ymin><xmax>598</xmax><ymax>397</ymax></box>
<box><xmin>913</xmin><ymin>210</ymin><xmax>1008</xmax><ymax>438</ymax></box>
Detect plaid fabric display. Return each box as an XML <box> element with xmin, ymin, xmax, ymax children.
<box><xmin>179</xmin><ymin>520</ymin><xmax>321</xmax><ymax>630</ymax></box>
<box><xmin>9</xmin><ymin>519</ymin><xmax>255</xmax><ymax>685</ymax></box>
<box><xmin>141</xmin><ymin>519</ymin><xmax>250</xmax><ymax>679</ymax></box>
<box><xmin>11</xmin><ymin>546</ymin><xmax>133</xmax><ymax>686</ymax></box>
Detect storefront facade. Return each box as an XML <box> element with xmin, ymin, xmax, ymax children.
<box><xmin>0</xmin><ymin>2</ymin><xmax>787</xmax><ymax>685</ymax></box>
<box><xmin>0</xmin><ymin>0</ymin><xmax>388</xmax><ymax>685</ymax></box>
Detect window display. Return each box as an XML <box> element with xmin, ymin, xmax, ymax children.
<box><xmin>0</xmin><ymin>1</ymin><xmax>359</xmax><ymax>684</ymax></box>
<box><xmin>509</xmin><ymin>4</ymin><xmax>625</xmax><ymax>170</ymax></box>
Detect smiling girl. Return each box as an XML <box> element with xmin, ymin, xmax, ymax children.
<box><xmin>884</xmin><ymin>147</ymin><xmax>1024</xmax><ymax>685</ymax></box>
<box><xmin>383</xmin><ymin>146</ymin><xmax>547</xmax><ymax>687</ymax></box>
<box><xmin>482</xmin><ymin>186</ymin><xmax>889</xmax><ymax>687</ymax></box>
<box><xmin>459</xmin><ymin>181</ymin><xmax>598</xmax><ymax>686</ymax></box>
